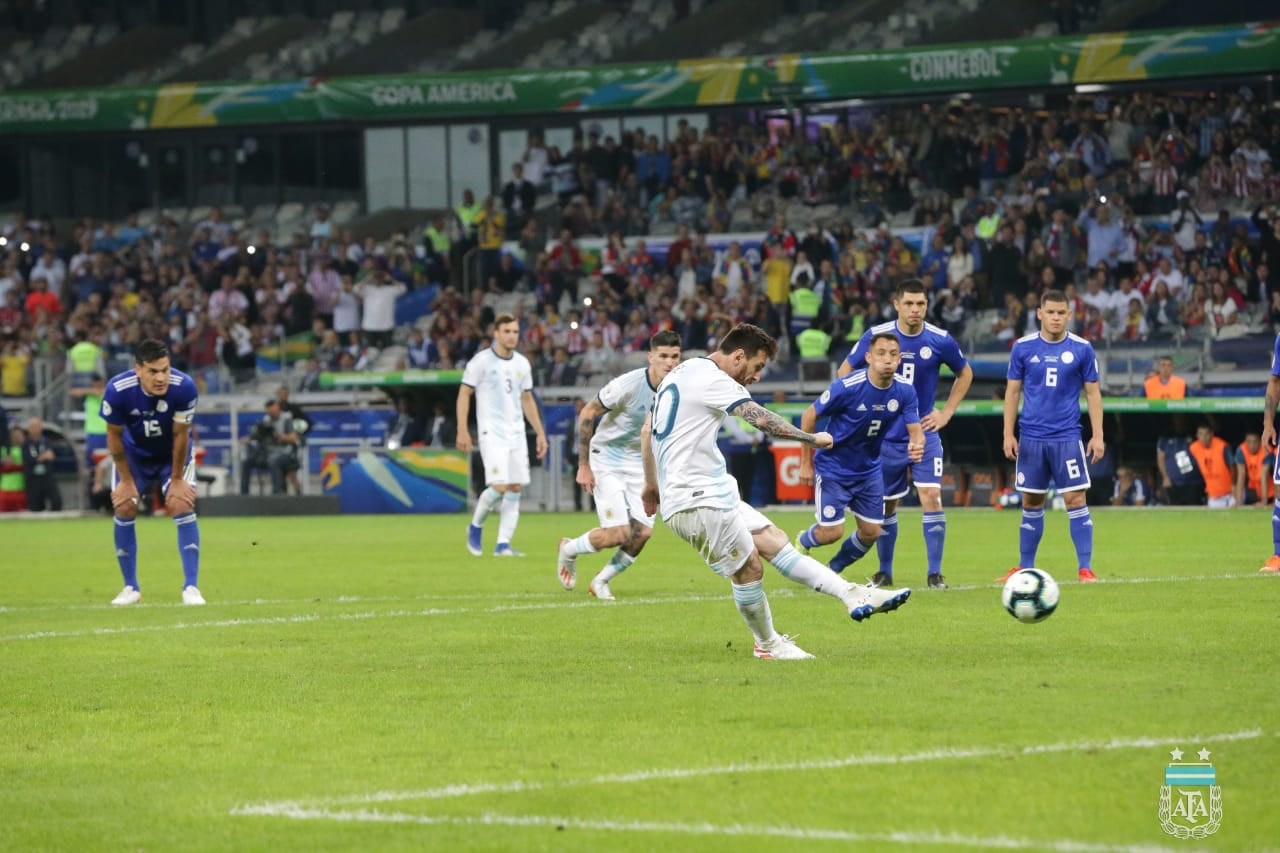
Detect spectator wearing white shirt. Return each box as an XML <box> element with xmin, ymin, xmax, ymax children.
<box><xmin>1170</xmin><ymin>192</ymin><xmax>1203</xmax><ymax>252</ymax></box>
<box><xmin>1152</xmin><ymin>257</ymin><xmax>1185</xmax><ymax>301</ymax></box>
<box><xmin>310</xmin><ymin>206</ymin><xmax>333</xmax><ymax>246</ymax></box>
<box><xmin>332</xmin><ymin>275</ymin><xmax>361</xmax><ymax>345</ymax></box>
<box><xmin>356</xmin><ymin>262</ymin><xmax>406</xmax><ymax>348</ymax></box>
<box><xmin>30</xmin><ymin>246</ymin><xmax>66</xmax><ymax>300</ymax></box>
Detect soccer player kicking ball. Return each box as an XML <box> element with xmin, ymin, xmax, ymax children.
<box><xmin>641</xmin><ymin>324</ymin><xmax>910</xmax><ymax>661</ymax></box>
<box><xmin>102</xmin><ymin>339</ymin><xmax>204</xmax><ymax>606</ymax></box>
<box><xmin>556</xmin><ymin>331</ymin><xmax>682</xmax><ymax>600</ymax></box>
<box><xmin>837</xmin><ymin>279</ymin><xmax>973</xmax><ymax>589</ymax></box>
<box><xmin>999</xmin><ymin>290</ymin><xmax>1105</xmax><ymax>584</ymax></box>
<box><xmin>796</xmin><ymin>332</ymin><xmax>927</xmax><ymax>583</ymax></box>
<box><xmin>457</xmin><ymin>313</ymin><xmax>548</xmax><ymax>557</ymax></box>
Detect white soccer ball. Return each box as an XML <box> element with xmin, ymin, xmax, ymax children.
<box><xmin>1001</xmin><ymin>568</ymin><xmax>1059</xmax><ymax>624</ymax></box>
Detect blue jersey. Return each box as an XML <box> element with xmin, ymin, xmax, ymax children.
<box><xmin>1271</xmin><ymin>333</ymin><xmax>1280</xmax><ymax>377</ymax></box>
<box><xmin>846</xmin><ymin>321</ymin><xmax>967</xmax><ymax>443</ymax></box>
<box><xmin>100</xmin><ymin>368</ymin><xmax>199</xmax><ymax>460</ymax></box>
<box><xmin>1007</xmin><ymin>332</ymin><xmax>1099</xmax><ymax>441</ymax></box>
<box><xmin>813</xmin><ymin>369</ymin><xmax>919</xmax><ymax>478</ymax></box>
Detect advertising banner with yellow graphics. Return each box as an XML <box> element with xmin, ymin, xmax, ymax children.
<box><xmin>0</xmin><ymin>23</ymin><xmax>1276</xmax><ymax>133</ymax></box>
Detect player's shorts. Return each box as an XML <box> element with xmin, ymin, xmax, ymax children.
<box><xmin>881</xmin><ymin>433</ymin><xmax>945</xmax><ymax>500</ymax></box>
<box><xmin>112</xmin><ymin>448</ymin><xmax>196</xmax><ymax>496</ymax></box>
<box><xmin>478</xmin><ymin>435</ymin><xmax>530</xmax><ymax>486</ymax></box>
<box><xmin>814</xmin><ymin>465</ymin><xmax>884</xmax><ymax>526</ymax></box>
<box><xmin>1207</xmin><ymin>493</ymin><xmax>1237</xmax><ymax>508</ymax></box>
<box><xmin>665</xmin><ymin>501</ymin><xmax>771</xmax><ymax>578</ymax></box>
<box><xmin>593</xmin><ymin>466</ymin><xmax>655</xmax><ymax>529</ymax></box>
<box><xmin>84</xmin><ymin>433</ymin><xmax>108</xmax><ymax>466</ymax></box>
<box><xmin>1015</xmin><ymin>437</ymin><xmax>1091</xmax><ymax>494</ymax></box>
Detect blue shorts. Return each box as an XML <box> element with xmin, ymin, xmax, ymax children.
<box><xmin>1015</xmin><ymin>437</ymin><xmax>1091</xmax><ymax>494</ymax></box>
<box><xmin>112</xmin><ymin>448</ymin><xmax>195</xmax><ymax>495</ymax></box>
<box><xmin>814</xmin><ymin>466</ymin><xmax>884</xmax><ymax>526</ymax></box>
<box><xmin>881</xmin><ymin>433</ymin><xmax>945</xmax><ymax>500</ymax></box>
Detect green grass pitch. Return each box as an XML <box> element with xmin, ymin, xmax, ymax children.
<box><xmin>2</xmin><ymin>508</ymin><xmax>1278</xmax><ymax>851</ymax></box>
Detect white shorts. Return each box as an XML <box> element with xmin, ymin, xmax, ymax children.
<box><xmin>665</xmin><ymin>501</ymin><xmax>771</xmax><ymax>578</ymax></box>
<box><xmin>593</xmin><ymin>467</ymin><xmax>655</xmax><ymax>529</ymax></box>
<box><xmin>1207</xmin><ymin>493</ymin><xmax>1237</xmax><ymax>509</ymax></box>
<box><xmin>479</xmin><ymin>436</ymin><xmax>530</xmax><ymax>486</ymax></box>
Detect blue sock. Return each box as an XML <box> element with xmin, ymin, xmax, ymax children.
<box><xmin>799</xmin><ymin>524</ymin><xmax>821</xmax><ymax>551</ymax></box>
<box><xmin>174</xmin><ymin>512</ymin><xmax>200</xmax><ymax>588</ymax></box>
<box><xmin>1273</xmin><ymin>499</ymin><xmax>1280</xmax><ymax>556</ymax></box>
<box><xmin>875</xmin><ymin>514</ymin><xmax>897</xmax><ymax>577</ymax></box>
<box><xmin>1019</xmin><ymin>508</ymin><xmax>1045</xmax><ymax>568</ymax></box>
<box><xmin>114</xmin><ymin>516</ymin><xmax>138</xmax><ymax>589</ymax></box>
<box><xmin>1066</xmin><ymin>505</ymin><xmax>1093</xmax><ymax>570</ymax></box>
<box><xmin>922</xmin><ymin>512</ymin><xmax>946</xmax><ymax>575</ymax></box>
<box><xmin>829</xmin><ymin>533</ymin><xmax>871</xmax><ymax>574</ymax></box>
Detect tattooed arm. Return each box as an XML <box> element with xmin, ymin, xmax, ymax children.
<box><xmin>730</xmin><ymin>401</ymin><xmax>833</xmax><ymax>449</ymax></box>
<box><xmin>575</xmin><ymin>397</ymin><xmax>609</xmax><ymax>493</ymax></box>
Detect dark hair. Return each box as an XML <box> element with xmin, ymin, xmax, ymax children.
<box><xmin>1040</xmin><ymin>288</ymin><xmax>1068</xmax><ymax>307</ymax></box>
<box><xmin>649</xmin><ymin>330</ymin><xmax>681</xmax><ymax>350</ymax></box>
<box><xmin>134</xmin><ymin>339</ymin><xmax>170</xmax><ymax>365</ymax></box>
<box><xmin>494</xmin><ymin>312</ymin><xmax>518</xmax><ymax>329</ymax></box>
<box><xmin>718</xmin><ymin>323</ymin><xmax>778</xmax><ymax>360</ymax></box>
<box><xmin>869</xmin><ymin>331</ymin><xmax>900</xmax><ymax>349</ymax></box>
<box><xmin>894</xmin><ymin>278</ymin><xmax>927</xmax><ymax>299</ymax></box>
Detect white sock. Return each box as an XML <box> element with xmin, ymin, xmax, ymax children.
<box><xmin>471</xmin><ymin>487</ymin><xmax>501</xmax><ymax>527</ymax></box>
<box><xmin>770</xmin><ymin>543</ymin><xmax>851</xmax><ymax>600</ymax></box>
<box><xmin>595</xmin><ymin>550</ymin><xmax>635</xmax><ymax>584</ymax></box>
<box><xmin>732</xmin><ymin>580</ymin><xmax>775</xmax><ymax>644</ymax></box>
<box><xmin>564</xmin><ymin>531</ymin><xmax>598</xmax><ymax>557</ymax></box>
<box><xmin>496</xmin><ymin>491</ymin><xmax>521</xmax><ymax>545</ymax></box>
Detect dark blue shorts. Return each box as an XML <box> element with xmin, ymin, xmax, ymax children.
<box><xmin>1015</xmin><ymin>437</ymin><xmax>1090</xmax><ymax>494</ymax></box>
<box><xmin>814</xmin><ymin>465</ymin><xmax>884</xmax><ymax>526</ymax></box>
<box><xmin>111</xmin><ymin>448</ymin><xmax>195</xmax><ymax>495</ymax></box>
<box><xmin>881</xmin><ymin>432</ymin><xmax>945</xmax><ymax>499</ymax></box>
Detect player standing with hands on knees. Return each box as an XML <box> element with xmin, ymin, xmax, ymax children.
<box><xmin>796</xmin><ymin>332</ymin><xmax>926</xmax><ymax>583</ymax></box>
<box><xmin>999</xmin><ymin>290</ymin><xmax>1105</xmax><ymax>583</ymax></box>
<box><xmin>836</xmin><ymin>279</ymin><xmax>973</xmax><ymax>588</ymax></box>
<box><xmin>641</xmin><ymin>324</ymin><xmax>910</xmax><ymax>662</ymax></box>
<box><xmin>102</xmin><ymin>339</ymin><xmax>204</xmax><ymax>605</ymax></box>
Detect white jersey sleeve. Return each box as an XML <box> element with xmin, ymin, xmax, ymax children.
<box><xmin>590</xmin><ymin>367</ymin><xmax>654</xmax><ymax>473</ymax></box>
<box><xmin>650</xmin><ymin>358</ymin><xmax>751</xmax><ymax>518</ymax></box>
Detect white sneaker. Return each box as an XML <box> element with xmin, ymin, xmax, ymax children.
<box><xmin>557</xmin><ymin>538</ymin><xmax>576</xmax><ymax>590</ymax></box>
<box><xmin>111</xmin><ymin>586</ymin><xmax>141</xmax><ymax>606</ymax></box>
<box><xmin>844</xmin><ymin>582</ymin><xmax>911</xmax><ymax>622</ymax></box>
<box><xmin>588</xmin><ymin>577</ymin><xmax>615</xmax><ymax>601</ymax></box>
<box><xmin>753</xmin><ymin>633</ymin><xmax>814</xmax><ymax>660</ymax></box>
<box><xmin>182</xmin><ymin>586</ymin><xmax>206</xmax><ymax>606</ymax></box>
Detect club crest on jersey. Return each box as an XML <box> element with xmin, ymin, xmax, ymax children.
<box><xmin>887</xmin><ymin>399</ymin><xmax>899</xmax><ymax>412</ymax></box>
<box><xmin>820</xmin><ymin>390</ymin><xmax>831</xmax><ymax>404</ymax></box>
<box><xmin>1062</xmin><ymin>351</ymin><xmax>1075</xmax><ymax>364</ymax></box>
<box><xmin>101</xmin><ymin>400</ymin><xmax>112</xmax><ymax>416</ymax></box>
<box><xmin>919</xmin><ymin>346</ymin><xmax>932</xmax><ymax>360</ymax></box>
<box><xmin>157</xmin><ymin>400</ymin><xmax>168</xmax><ymax>413</ymax></box>
<box><xmin>1159</xmin><ymin>748</ymin><xmax>1222</xmax><ymax>839</ymax></box>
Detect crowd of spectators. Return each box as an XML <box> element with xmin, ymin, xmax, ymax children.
<box><xmin>2</xmin><ymin>89</ymin><xmax>1280</xmax><ymax>404</ymax></box>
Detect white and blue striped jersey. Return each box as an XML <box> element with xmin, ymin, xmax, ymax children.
<box><xmin>650</xmin><ymin>357</ymin><xmax>751</xmax><ymax>519</ymax></box>
<box><xmin>100</xmin><ymin>368</ymin><xmax>198</xmax><ymax>460</ymax></box>
<box><xmin>590</xmin><ymin>366</ymin><xmax>658</xmax><ymax>476</ymax></box>
<box><xmin>1007</xmin><ymin>332</ymin><xmax>1099</xmax><ymax>441</ymax></box>
<box><xmin>461</xmin><ymin>346</ymin><xmax>534</xmax><ymax>445</ymax></box>
<box><xmin>846</xmin><ymin>321</ymin><xmax>967</xmax><ymax>443</ymax></box>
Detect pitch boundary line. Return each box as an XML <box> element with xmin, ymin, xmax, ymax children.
<box><xmin>258</xmin><ymin>729</ymin><xmax>1267</xmax><ymax>809</ymax></box>
<box><xmin>229</xmin><ymin>804</ymin><xmax>1202</xmax><ymax>852</ymax></box>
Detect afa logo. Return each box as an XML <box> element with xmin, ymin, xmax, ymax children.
<box><xmin>1158</xmin><ymin>748</ymin><xmax>1222</xmax><ymax>839</ymax></box>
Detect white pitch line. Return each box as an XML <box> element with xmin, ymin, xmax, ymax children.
<box><xmin>257</xmin><ymin>729</ymin><xmax>1268</xmax><ymax>810</ymax></box>
<box><xmin>0</xmin><ymin>591</ymin><xmax>765</xmax><ymax>642</ymax></box>
<box><xmin>229</xmin><ymin>805</ymin><xmax>1197</xmax><ymax>853</ymax></box>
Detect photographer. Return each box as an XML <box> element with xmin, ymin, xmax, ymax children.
<box><xmin>240</xmin><ymin>399</ymin><xmax>301</xmax><ymax>495</ymax></box>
